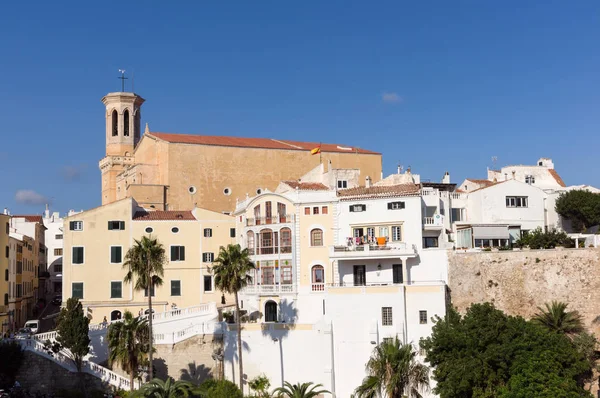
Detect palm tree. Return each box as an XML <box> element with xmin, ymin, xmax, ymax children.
<box><xmin>354</xmin><ymin>338</ymin><xmax>429</xmax><ymax>398</ymax></box>
<box><xmin>123</xmin><ymin>236</ymin><xmax>166</xmax><ymax>381</ymax></box>
<box><xmin>107</xmin><ymin>311</ymin><xmax>151</xmax><ymax>391</ymax></box>
<box><xmin>212</xmin><ymin>243</ymin><xmax>255</xmax><ymax>391</ymax></box>
<box><xmin>133</xmin><ymin>377</ymin><xmax>195</xmax><ymax>397</ymax></box>
<box><xmin>533</xmin><ymin>300</ymin><xmax>584</xmax><ymax>335</ymax></box>
<box><xmin>273</xmin><ymin>381</ymin><xmax>330</xmax><ymax>398</ymax></box>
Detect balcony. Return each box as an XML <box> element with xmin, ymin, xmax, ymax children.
<box><xmin>329</xmin><ymin>242</ymin><xmax>417</xmax><ymax>260</ymax></box>
<box><xmin>423</xmin><ymin>215</ymin><xmax>444</xmax><ymax>230</ymax></box>
<box><xmin>244</xmin><ymin>284</ymin><xmax>296</xmax><ymax>295</ymax></box>
<box><xmin>246</xmin><ymin>214</ymin><xmax>295</xmax><ymax>227</ymax></box>
<box><xmin>248</xmin><ymin>245</ymin><xmax>292</xmax><ymax>256</ymax></box>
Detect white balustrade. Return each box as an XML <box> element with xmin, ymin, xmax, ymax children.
<box><xmin>142</xmin><ymin>302</ymin><xmax>217</xmax><ymax>322</ymax></box>
<box><xmin>153</xmin><ymin>322</ymin><xmax>224</xmax><ymax>345</ymax></box>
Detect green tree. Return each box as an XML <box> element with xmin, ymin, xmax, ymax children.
<box><xmin>133</xmin><ymin>377</ymin><xmax>195</xmax><ymax>397</ymax></box>
<box><xmin>124</xmin><ymin>236</ymin><xmax>166</xmax><ymax>381</ymax></box>
<box><xmin>212</xmin><ymin>244</ymin><xmax>255</xmax><ymax>391</ymax></box>
<box><xmin>56</xmin><ymin>297</ymin><xmax>90</xmax><ymax>372</ymax></box>
<box><xmin>273</xmin><ymin>381</ymin><xmax>330</xmax><ymax>398</ymax></box>
<box><xmin>108</xmin><ymin>310</ymin><xmax>151</xmax><ymax>391</ymax></box>
<box><xmin>533</xmin><ymin>301</ymin><xmax>584</xmax><ymax>336</ymax></box>
<box><xmin>196</xmin><ymin>379</ymin><xmax>243</xmax><ymax>398</ymax></box>
<box><xmin>354</xmin><ymin>337</ymin><xmax>429</xmax><ymax>398</ymax></box>
<box><xmin>249</xmin><ymin>374</ymin><xmax>271</xmax><ymax>397</ymax></box>
<box><xmin>420</xmin><ymin>303</ymin><xmax>592</xmax><ymax>398</ymax></box>
<box><xmin>555</xmin><ymin>190</ymin><xmax>600</xmax><ymax>232</ymax></box>
<box><xmin>514</xmin><ymin>227</ymin><xmax>570</xmax><ymax>249</ymax></box>
<box><xmin>0</xmin><ymin>341</ymin><xmax>24</xmax><ymax>389</ymax></box>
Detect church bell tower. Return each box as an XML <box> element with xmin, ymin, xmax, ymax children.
<box><xmin>99</xmin><ymin>92</ymin><xmax>145</xmax><ymax>205</ymax></box>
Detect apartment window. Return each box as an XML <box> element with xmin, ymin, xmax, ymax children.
<box><xmin>107</xmin><ymin>221</ymin><xmax>125</xmax><ymax>230</ymax></box>
<box><xmin>310</xmin><ymin>229</ymin><xmax>323</xmax><ymax>247</ymax></box>
<box><xmin>72</xmin><ymin>283</ymin><xmax>83</xmax><ymax>299</ymax></box>
<box><xmin>171</xmin><ymin>280</ymin><xmax>181</xmax><ymax>296</ymax></box>
<box><xmin>145</xmin><ymin>227</ymin><xmax>153</xmax><ymax>234</ymax></box>
<box><xmin>54</xmin><ymin>264</ymin><xmax>62</xmax><ymax>273</ymax></box>
<box><xmin>419</xmin><ymin>310</ymin><xmax>428</xmax><ymax>324</ymax></box>
<box><xmin>506</xmin><ymin>196</ymin><xmax>528</xmax><ymax>208</ymax></box>
<box><xmin>525</xmin><ymin>175</ymin><xmax>535</xmax><ymax>184</ymax></box>
<box><xmin>423</xmin><ymin>237</ymin><xmax>439</xmax><ymax>248</ymax></box>
<box><xmin>282</xmin><ymin>266</ymin><xmax>293</xmax><ymax>284</ymax></box>
<box><xmin>203</xmin><ymin>228</ymin><xmax>212</xmax><ymax>238</ymax></box>
<box><xmin>383</xmin><ymin>337</ymin><xmax>394</xmax><ymax>344</ymax></box>
<box><xmin>337</xmin><ymin>180</ymin><xmax>348</xmax><ymax>189</ymax></box>
<box><xmin>387</xmin><ymin>201</ymin><xmax>405</xmax><ymax>210</ymax></box>
<box><xmin>144</xmin><ymin>285</ymin><xmax>155</xmax><ymax>297</ymax></box>
<box><xmin>3</xmin><ymin>294</ymin><xmax>7</xmax><ymax>306</ymax></box>
<box><xmin>5</xmin><ymin>246</ymin><xmax>7</xmax><ymax>258</ymax></box>
<box><xmin>392</xmin><ymin>264</ymin><xmax>403</xmax><ymax>284</ymax></box>
<box><xmin>265</xmin><ymin>202</ymin><xmax>272</xmax><ymax>220</ymax></box>
<box><xmin>55</xmin><ymin>234</ymin><xmax>63</xmax><ymax>240</ymax></box>
<box><xmin>304</xmin><ymin>207</ymin><xmax>310</xmax><ymax>215</ymax></box>
<box><xmin>382</xmin><ymin>307</ymin><xmax>393</xmax><ymax>326</ymax></box>
<box><xmin>202</xmin><ymin>252</ymin><xmax>214</xmax><ymax>263</ymax></box>
<box><xmin>72</xmin><ymin>247</ymin><xmax>84</xmax><ymax>264</ymax></box>
<box><xmin>110</xmin><ymin>246</ymin><xmax>122</xmax><ymax>263</ymax></box>
<box><xmin>367</xmin><ymin>227</ymin><xmax>375</xmax><ymax>241</ymax></box>
<box><xmin>54</xmin><ymin>248</ymin><xmax>63</xmax><ymax>256</ymax></box>
<box><xmin>349</xmin><ymin>204</ymin><xmax>366</xmax><ymax>212</ymax></box>
<box><xmin>171</xmin><ymin>227</ymin><xmax>179</xmax><ymax>233</ymax></box>
<box><xmin>262</xmin><ymin>267</ymin><xmax>275</xmax><ymax>285</ymax></box>
<box><xmin>392</xmin><ymin>226</ymin><xmax>402</xmax><ymax>242</ymax></box>
<box><xmin>203</xmin><ymin>276</ymin><xmax>212</xmax><ymax>292</ymax></box>
<box><xmin>230</xmin><ymin>228</ymin><xmax>236</xmax><ymax>238</ymax></box>
<box><xmin>170</xmin><ymin>246</ymin><xmax>186</xmax><ymax>261</ymax></box>
<box><xmin>4</xmin><ymin>269</ymin><xmax>7</xmax><ymax>281</ymax></box>
<box><xmin>313</xmin><ymin>207</ymin><xmax>319</xmax><ymax>215</ymax></box>
<box><xmin>110</xmin><ymin>281</ymin><xmax>122</xmax><ymax>298</ymax></box>
<box><xmin>69</xmin><ymin>221</ymin><xmax>83</xmax><ymax>231</ymax></box>
<box><xmin>322</xmin><ymin>206</ymin><xmax>328</xmax><ymax>215</ymax></box>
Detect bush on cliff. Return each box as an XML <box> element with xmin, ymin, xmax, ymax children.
<box><xmin>514</xmin><ymin>227</ymin><xmax>570</xmax><ymax>249</ymax></box>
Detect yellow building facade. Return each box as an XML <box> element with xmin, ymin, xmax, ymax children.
<box><xmin>99</xmin><ymin>91</ymin><xmax>382</xmax><ymax>214</ymax></box>
<box><xmin>62</xmin><ymin>198</ymin><xmax>236</xmax><ymax>322</ymax></box>
<box><xmin>0</xmin><ymin>214</ymin><xmax>9</xmax><ymax>333</ymax></box>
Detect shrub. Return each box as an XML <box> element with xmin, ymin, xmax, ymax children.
<box><xmin>198</xmin><ymin>379</ymin><xmax>243</xmax><ymax>398</ymax></box>
<box><xmin>515</xmin><ymin>228</ymin><xmax>570</xmax><ymax>249</ymax></box>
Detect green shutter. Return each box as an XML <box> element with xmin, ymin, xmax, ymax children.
<box><xmin>120</xmin><ymin>221</ymin><xmax>125</xmax><ymax>230</ymax></box>
<box><xmin>108</xmin><ymin>221</ymin><xmax>113</xmax><ymax>230</ymax></box>
<box><xmin>230</xmin><ymin>228</ymin><xmax>236</xmax><ymax>238</ymax></box>
<box><xmin>171</xmin><ymin>246</ymin><xmax>177</xmax><ymax>261</ymax></box>
<box><xmin>180</xmin><ymin>246</ymin><xmax>185</xmax><ymax>261</ymax></box>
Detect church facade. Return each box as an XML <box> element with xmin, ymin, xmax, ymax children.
<box><xmin>99</xmin><ymin>91</ymin><xmax>383</xmax><ymax>214</ymax></box>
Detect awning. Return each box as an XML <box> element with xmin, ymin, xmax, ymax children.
<box><xmin>472</xmin><ymin>225</ymin><xmax>509</xmax><ymax>239</ymax></box>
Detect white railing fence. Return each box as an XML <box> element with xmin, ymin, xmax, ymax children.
<box><xmin>141</xmin><ymin>302</ymin><xmax>217</xmax><ymax>323</ymax></box>
<box><xmin>153</xmin><ymin>322</ymin><xmax>224</xmax><ymax>345</ymax></box>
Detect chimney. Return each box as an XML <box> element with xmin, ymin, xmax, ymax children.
<box><xmin>406</xmin><ymin>166</ymin><xmax>411</xmax><ymax>174</ymax></box>
<box><xmin>442</xmin><ymin>171</ymin><xmax>450</xmax><ymax>184</ymax></box>
<box><xmin>365</xmin><ymin>176</ymin><xmax>372</xmax><ymax>188</ymax></box>
<box><xmin>3</xmin><ymin>208</ymin><xmax>9</xmax><ymax>215</ymax></box>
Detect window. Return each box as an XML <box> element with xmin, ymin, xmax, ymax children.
<box><xmin>367</xmin><ymin>227</ymin><xmax>375</xmax><ymax>241</ymax></box>
<box><xmin>72</xmin><ymin>283</ymin><xmax>83</xmax><ymax>299</ymax></box>
<box><xmin>349</xmin><ymin>204</ymin><xmax>366</xmax><ymax>212</ymax></box>
<box><xmin>382</xmin><ymin>307</ymin><xmax>393</xmax><ymax>326</ymax></box>
<box><xmin>110</xmin><ymin>246</ymin><xmax>122</xmax><ymax>263</ymax></box>
<box><xmin>4</xmin><ymin>269</ymin><xmax>7</xmax><ymax>281</ymax></box>
<box><xmin>111</xmin><ymin>110</ymin><xmax>118</xmax><ymax>136</ymax></box>
<box><xmin>393</xmin><ymin>264</ymin><xmax>403</xmax><ymax>284</ymax></box>
<box><xmin>265</xmin><ymin>301</ymin><xmax>278</xmax><ymax>322</ymax></box>
<box><xmin>54</xmin><ymin>264</ymin><xmax>62</xmax><ymax>273</ymax></box>
<box><xmin>277</xmin><ymin>203</ymin><xmax>286</xmax><ymax>219</ymax></box>
<box><xmin>392</xmin><ymin>226</ymin><xmax>402</xmax><ymax>241</ymax></box>
<box><xmin>144</xmin><ymin>285</ymin><xmax>155</xmax><ymax>297</ymax></box>
<box><xmin>223</xmin><ymin>187</ymin><xmax>231</xmax><ymax>195</ymax></box>
<box><xmin>353</xmin><ymin>265</ymin><xmax>366</xmax><ymax>286</ymax></box>
<box><xmin>247</xmin><ymin>231</ymin><xmax>255</xmax><ymax>254</ymax></box>
<box><xmin>203</xmin><ymin>276</ymin><xmax>212</xmax><ymax>292</ymax></box>
<box><xmin>387</xmin><ymin>201</ymin><xmax>405</xmax><ymax>210</ymax></box>
<box><xmin>123</xmin><ymin>109</ymin><xmax>130</xmax><ymax>136</ymax></box>
<box><xmin>304</xmin><ymin>207</ymin><xmax>310</xmax><ymax>215</ymax></box>
<box><xmin>54</xmin><ymin>248</ymin><xmax>63</xmax><ymax>256</ymax></box>
<box><xmin>525</xmin><ymin>175</ymin><xmax>535</xmax><ymax>184</ymax></box>
<box><xmin>322</xmin><ymin>206</ymin><xmax>328</xmax><ymax>215</ymax></box>
<box><xmin>282</xmin><ymin>266</ymin><xmax>293</xmax><ymax>284</ymax></box>
<box><xmin>506</xmin><ymin>196</ymin><xmax>528</xmax><ymax>208</ymax></box>
<box><xmin>230</xmin><ymin>228</ymin><xmax>236</xmax><ymax>238</ymax></box>
<box><xmin>3</xmin><ymin>294</ymin><xmax>7</xmax><ymax>306</ymax></box>
<box><xmin>419</xmin><ymin>310</ymin><xmax>428</xmax><ymax>324</ymax></box>
<box><xmin>203</xmin><ymin>228</ymin><xmax>212</xmax><ymax>238</ymax></box>
<box><xmin>171</xmin><ymin>280</ymin><xmax>181</xmax><ymax>296</ymax></box>
<box><xmin>72</xmin><ymin>247</ymin><xmax>84</xmax><ymax>264</ymax></box>
<box><xmin>280</xmin><ymin>228</ymin><xmax>292</xmax><ymax>253</ymax></box>
<box><xmin>311</xmin><ymin>265</ymin><xmax>324</xmax><ymax>290</ymax></box>
<box><xmin>202</xmin><ymin>252</ymin><xmax>214</xmax><ymax>263</ymax></box>
<box><xmin>423</xmin><ymin>237</ymin><xmax>439</xmax><ymax>248</ymax></box>
<box><xmin>111</xmin><ymin>281</ymin><xmax>122</xmax><ymax>298</ymax></box>
<box><xmin>262</xmin><ymin>267</ymin><xmax>275</xmax><ymax>285</ymax></box>
<box><xmin>69</xmin><ymin>221</ymin><xmax>83</xmax><ymax>231</ymax></box>
<box><xmin>5</xmin><ymin>246</ymin><xmax>8</xmax><ymax>258</ymax></box>
<box><xmin>313</xmin><ymin>207</ymin><xmax>319</xmax><ymax>215</ymax></box>
<box><xmin>111</xmin><ymin>310</ymin><xmax>122</xmax><ymax>321</ymax></box>
<box><xmin>170</xmin><ymin>246</ymin><xmax>186</xmax><ymax>261</ymax></box>
<box><xmin>145</xmin><ymin>227</ymin><xmax>153</xmax><ymax>234</ymax></box>
<box><xmin>265</xmin><ymin>202</ymin><xmax>272</xmax><ymax>220</ymax></box>
<box><xmin>55</xmin><ymin>234</ymin><xmax>63</xmax><ymax>240</ymax></box>
<box><xmin>337</xmin><ymin>180</ymin><xmax>348</xmax><ymax>189</ymax></box>
<box><xmin>310</xmin><ymin>229</ymin><xmax>323</xmax><ymax>246</ymax></box>
<box><xmin>108</xmin><ymin>221</ymin><xmax>125</xmax><ymax>230</ymax></box>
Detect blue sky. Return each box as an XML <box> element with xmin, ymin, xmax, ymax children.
<box><xmin>0</xmin><ymin>1</ymin><xmax>598</xmax><ymax>215</ymax></box>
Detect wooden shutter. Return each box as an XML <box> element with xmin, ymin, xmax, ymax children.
<box><xmin>69</xmin><ymin>221</ymin><xmax>75</xmax><ymax>230</ymax></box>
<box><xmin>171</xmin><ymin>246</ymin><xmax>177</xmax><ymax>261</ymax></box>
<box><xmin>230</xmin><ymin>228</ymin><xmax>236</xmax><ymax>238</ymax></box>
<box><xmin>349</xmin><ymin>205</ymin><xmax>354</xmax><ymax>212</ymax></box>
<box><xmin>108</xmin><ymin>221</ymin><xmax>113</xmax><ymax>230</ymax></box>
<box><xmin>362</xmin><ymin>204</ymin><xmax>367</xmax><ymax>211</ymax></box>
<box><xmin>120</xmin><ymin>221</ymin><xmax>125</xmax><ymax>230</ymax></box>
<box><xmin>180</xmin><ymin>246</ymin><xmax>185</xmax><ymax>261</ymax></box>
<box><xmin>387</xmin><ymin>202</ymin><xmax>393</xmax><ymax>210</ymax></box>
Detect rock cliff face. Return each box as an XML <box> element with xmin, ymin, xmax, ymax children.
<box><xmin>448</xmin><ymin>248</ymin><xmax>600</xmax><ymax>333</ymax></box>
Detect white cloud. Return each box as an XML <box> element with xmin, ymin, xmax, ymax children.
<box><xmin>382</xmin><ymin>92</ymin><xmax>402</xmax><ymax>104</ymax></box>
<box><xmin>61</xmin><ymin>164</ymin><xmax>87</xmax><ymax>181</ymax></box>
<box><xmin>15</xmin><ymin>190</ymin><xmax>50</xmax><ymax>206</ymax></box>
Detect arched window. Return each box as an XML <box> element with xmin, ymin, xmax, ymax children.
<box><xmin>260</xmin><ymin>229</ymin><xmax>273</xmax><ymax>255</ymax></box>
<box><xmin>123</xmin><ymin>109</ymin><xmax>130</xmax><ymax>136</ymax></box>
<box><xmin>110</xmin><ymin>310</ymin><xmax>122</xmax><ymax>321</ymax></box>
<box><xmin>280</xmin><ymin>228</ymin><xmax>292</xmax><ymax>254</ymax></box>
<box><xmin>111</xmin><ymin>110</ymin><xmax>118</xmax><ymax>136</ymax></box>
<box><xmin>311</xmin><ymin>265</ymin><xmax>325</xmax><ymax>291</ymax></box>
<box><xmin>310</xmin><ymin>229</ymin><xmax>323</xmax><ymax>247</ymax></box>
<box><xmin>265</xmin><ymin>301</ymin><xmax>277</xmax><ymax>322</ymax></box>
<box><xmin>247</xmin><ymin>231</ymin><xmax>255</xmax><ymax>255</ymax></box>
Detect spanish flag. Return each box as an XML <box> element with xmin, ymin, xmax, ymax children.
<box><xmin>310</xmin><ymin>145</ymin><xmax>321</xmax><ymax>155</ymax></box>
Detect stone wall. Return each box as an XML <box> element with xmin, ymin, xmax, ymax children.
<box><xmin>448</xmin><ymin>248</ymin><xmax>600</xmax><ymax>333</ymax></box>
<box><xmin>16</xmin><ymin>351</ymin><xmax>107</xmax><ymax>394</ymax></box>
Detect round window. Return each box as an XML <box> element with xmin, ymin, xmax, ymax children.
<box><xmin>171</xmin><ymin>227</ymin><xmax>179</xmax><ymax>233</ymax></box>
<box><xmin>223</xmin><ymin>188</ymin><xmax>231</xmax><ymax>196</ymax></box>
<box><xmin>145</xmin><ymin>227</ymin><xmax>153</xmax><ymax>234</ymax></box>
<box><xmin>256</xmin><ymin>188</ymin><xmax>262</xmax><ymax>195</ymax></box>
<box><xmin>189</xmin><ymin>186</ymin><xmax>197</xmax><ymax>194</ymax></box>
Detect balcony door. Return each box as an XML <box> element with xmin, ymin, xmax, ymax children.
<box><xmin>353</xmin><ymin>265</ymin><xmax>366</xmax><ymax>286</ymax></box>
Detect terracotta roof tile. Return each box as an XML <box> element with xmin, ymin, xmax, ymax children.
<box><xmin>282</xmin><ymin>181</ymin><xmax>330</xmax><ymax>191</ymax></box>
<box><xmin>148</xmin><ymin>132</ymin><xmax>380</xmax><ymax>155</ymax></box>
<box><xmin>337</xmin><ymin>184</ymin><xmax>420</xmax><ymax>200</ymax></box>
<box><xmin>466</xmin><ymin>179</ymin><xmax>494</xmax><ymax>186</ymax></box>
<box><xmin>470</xmin><ymin>180</ymin><xmax>509</xmax><ymax>193</ymax></box>
<box><xmin>12</xmin><ymin>215</ymin><xmax>43</xmax><ymax>223</ymax></box>
<box><xmin>133</xmin><ymin>211</ymin><xmax>196</xmax><ymax>221</ymax></box>
<box><xmin>548</xmin><ymin>169</ymin><xmax>566</xmax><ymax>187</ymax></box>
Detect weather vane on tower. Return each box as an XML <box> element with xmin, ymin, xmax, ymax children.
<box><xmin>118</xmin><ymin>69</ymin><xmax>128</xmax><ymax>92</ymax></box>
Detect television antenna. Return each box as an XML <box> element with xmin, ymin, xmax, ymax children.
<box><xmin>491</xmin><ymin>156</ymin><xmax>498</xmax><ymax>169</ymax></box>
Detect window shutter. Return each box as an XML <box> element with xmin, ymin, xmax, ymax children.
<box><xmin>180</xmin><ymin>246</ymin><xmax>185</xmax><ymax>261</ymax></box>
<box><xmin>171</xmin><ymin>246</ymin><xmax>177</xmax><ymax>261</ymax></box>
<box><xmin>69</xmin><ymin>221</ymin><xmax>75</xmax><ymax>230</ymax></box>
<box><xmin>108</xmin><ymin>221</ymin><xmax>113</xmax><ymax>230</ymax></box>
<box><xmin>387</xmin><ymin>203</ymin><xmax>392</xmax><ymax>210</ymax></box>
<box><xmin>362</xmin><ymin>204</ymin><xmax>367</xmax><ymax>211</ymax></box>
<box><xmin>349</xmin><ymin>205</ymin><xmax>354</xmax><ymax>212</ymax></box>
<box><xmin>230</xmin><ymin>228</ymin><xmax>236</xmax><ymax>238</ymax></box>
<box><xmin>400</xmin><ymin>202</ymin><xmax>405</xmax><ymax>209</ymax></box>
<box><xmin>120</xmin><ymin>221</ymin><xmax>125</xmax><ymax>230</ymax></box>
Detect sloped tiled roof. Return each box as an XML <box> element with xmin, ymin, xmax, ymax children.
<box><xmin>12</xmin><ymin>215</ymin><xmax>43</xmax><ymax>223</ymax></box>
<box><xmin>281</xmin><ymin>181</ymin><xmax>330</xmax><ymax>191</ymax></box>
<box><xmin>465</xmin><ymin>179</ymin><xmax>494</xmax><ymax>187</ymax></box>
<box><xmin>470</xmin><ymin>180</ymin><xmax>510</xmax><ymax>193</ymax></box>
<box><xmin>148</xmin><ymin>132</ymin><xmax>380</xmax><ymax>155</ymax></box>
<box><xmin>133</xmin><ymin>211</ymin><xmax>196</xmax><ymax>221</ymax></box>
<box><xmin>548</xmin><ymin>169</ymin><xmax>566</xmax><ymax>187</ymax></box>
<box><xmin>337</xmin><ymin>184</ymin><xmax>420</xmax><ymax>200</ymax></box>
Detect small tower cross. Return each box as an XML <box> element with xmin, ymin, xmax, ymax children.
<box><xmin>118</xmin><ymin>69</ymin><xmax>128</xmax><ymax>92</ymax></box>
